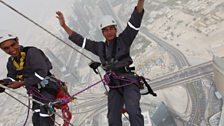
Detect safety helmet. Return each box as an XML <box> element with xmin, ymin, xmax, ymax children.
<box><xmin>99</xmin><ymin>15</ymin><xmax>117</xmax><ymax>30</ymax></box>
<box><xmin>0</xmin><ymin>30</ymin><xmax>17</xmax><ymax>44</ymax></box>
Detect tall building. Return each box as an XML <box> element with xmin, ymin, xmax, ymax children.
<box><xmin>151</xmin><ymin>102</ymin><xmax>177</xmax><ymax>126</ymax></box>
<box><xmin>213</xmin><ymin>56</ymin><xmax>224</xmax><ymax>126</ymax></box>
<box><xmin>213</xmin><ymin>56</ymin><xmax>224</xmax><ymax>96</ymax></box>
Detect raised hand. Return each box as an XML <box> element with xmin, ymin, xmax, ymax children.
<box><xmin>137</xmin><ymin>0</ymin><xmax>144</xmax><ymax>13</ymax></box>
<box><xmin>56</xmin><ymin>11</ymin><xmax>73</xmax><ymax>36</ymax></box>
<box><xmin>56</xmin><ymin>11</ymin><xmax>66</xmax><ymax>27</ymax></box>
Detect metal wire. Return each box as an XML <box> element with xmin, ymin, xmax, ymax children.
<box><xmin>0</xmin><ymin>0</ymin><xmax>94</xmax><ymax>62</ymax></box>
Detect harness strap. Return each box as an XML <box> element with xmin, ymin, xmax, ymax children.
<box><xmin>138</xmin><ymin>76</ymin><xmax>157</xmax><ymax>96</ymax></box>
<box><xmin>103</xmin><ymin>39</ymin><xmax>117</xmax><ymax>64</ymax></box>
<box><xmin>62</xmin><ymin>107</ymin><xmax>72</xmax><ymax>126</ymax></box>
<box><xmin>104</xmin><ymin>72</ymin><xmax>157</xmax><ymax>96</ymax></box>
<box><xmin>11</xmin><ymin>47</ymin><xmax>33</xmax><ymax>81</ymax></box>
<box><xmin>110</xmin><ymin>66</ymin><xmax>135</xmax><ymax>73</ymax></box>
<box><xmin>11</xmin><ymin>52</ymin><xmax>26</xmax><ymax>80</ymax></box>
<box><xmin>102</xmin><ymin>39</ymin><xmax>130</xmax><ymax>71</ymax></box>
<box><xmin>11</xmin><ymin>52</ymin><xmax>26</xmax><ymax>70</ymax></box>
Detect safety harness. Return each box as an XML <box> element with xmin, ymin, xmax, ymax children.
<box><xmin>89</xmin><ymin>40</ymin><xmax>157</xmax><ymax>115</ymax></box>
<box><xmin>11</xmin><ymin>47</ymin><xmax>72</xmax><ymax>126</ymax></box>
<box><xmin>101</xmin><ymin>39</ymin><xmax>130</xmax><ymax>71</ymax></box>
<box><xmin>89</xmin><ymin>39</ymin><xmax>157</xmax><ymax>96</ymax></box>
<box><xmin>11</xmin><ymin>51</ymin><xmax>26</xmax><ymax>81</ymax></box>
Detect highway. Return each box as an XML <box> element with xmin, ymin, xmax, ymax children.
<box><xmin>52</xmin><ymin>0</ymin><xmax>210</xmax><ymax>125</ymax></box>
<box><xmin>149</xmin><ymin>61</ymin><xmax>214</xmax><ymax>90</ymax></box>
<box><xmin>140</xmin><ymin>26</ymin><xmax>209</xmax><ymax>126</ymax></box>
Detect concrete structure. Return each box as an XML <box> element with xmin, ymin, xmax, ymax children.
<box><xmin>151</xmin><ymin>102</ymin><xmax>177</xmax><ymax>126</ymax></box>
<box><xmin>209</xmin><ymin>112</ymin><xmax>221</xmax><ymax>126</ymax></box>
<box><xmin>212</xmin><ymin>56</ymin><xmax>224</xmax><ymax>126</ymax></box>
<box><xmin>213</xmin><ymin>56</ymin><xmax>224</xmax><ymax>95</ymax></box>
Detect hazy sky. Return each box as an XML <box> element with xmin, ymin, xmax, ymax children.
<box><xmin>0</xmin><ymin>0</ymin><xmax>74</xmax><ymax>77</ymax></box>
<box><xmin>0</xmin><ymin>0</ymin><xmax>73</xmax><ymax>43</ymax></box>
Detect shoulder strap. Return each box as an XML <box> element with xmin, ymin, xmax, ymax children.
<box><xmin>11</xmin><ymin>46</ymin><xmax>34</xmax><ymax>81</ymax></box>
<box><xmin>103</xmin><ymin>39</ymin><xmax>117</xmax><ymax>63</ymax></box>
<box><xmin>23</xmin><ymin>46</ymin><xmax>34</xmax><ymax>53</ymax></box>
<box><xmin>104</xmin><ymin>39</ymin><xmax>130</xmax><ymax>63</ymax></box>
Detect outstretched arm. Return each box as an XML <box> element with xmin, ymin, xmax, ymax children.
<box><xmin>136</xmin><ymin>0</ymin><xmax>144</xmax><ymax>13</ymax></box>
<box><xmin>7</xmin><ymin>81</ymin><xmax>24</xmax><ymax>89</ymax></box>
<box><xmin>56</xmin><ymin>11</ymin><xmax>73</xmax><ymax>36</ymax></box>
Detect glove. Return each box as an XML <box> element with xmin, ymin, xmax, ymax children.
<box><xmin>151</xmin><ymin>92</ymin><xmax>157</xmax><ymax>97</ymax></box>
<box><xmin>0</xmin><ymin>87</ymin><xmax>5</xmax><ymax>93</ymax></box>
<box><xmin>3</xmin><ymin>79</ymin><xmax>12</xmax><ymax>85</ymax></box>
<box><xmin>0</xmin><ymin>79</ymin><xmax>12</xmax><ymax>93</ymax></box>
<box><xmin>0</xmin><ymin>80</ymin><xmax>5</xmax><ymax>93</ymax></box>
<box><xmin>0</xmin><ymin>78</ymin><xmax>12</xmax><ymax>86</ymax></box>
<box><xmin>89</xmin><ymin>61</ymin><xmax>101</xmax><ymax>74</ymax></box>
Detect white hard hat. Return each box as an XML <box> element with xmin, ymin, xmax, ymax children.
<box><xmin>99</xmin><ymin>15</ymin><xmax>117</xmax><ymax>30</ymax></box>
<box><xmin>0</xmin><ymin>30</ymin><xmax>17</xmax><ymax>44</ymax></box>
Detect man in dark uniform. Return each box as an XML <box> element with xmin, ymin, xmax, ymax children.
<box><xmin>0</xmin><ymin>30</ymin><xmax>59</xmax><ymax>126</ymax></box>
<box><xmin>56</xmin><ymin>0</ymin><xmax>145</xmax><ymax>125</ymax></box>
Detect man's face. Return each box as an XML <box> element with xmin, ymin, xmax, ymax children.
<box><xmin>102</xmin><ymin>25</ymin><xmax>117</xmax><ymax>43</ymax></box>
<box><xmin>0</xmin><ymin>39</ymin><xmax>20</xmax><ymax>57</ymax></box>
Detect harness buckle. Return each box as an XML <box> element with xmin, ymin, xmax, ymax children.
<box><xmin>37</xmin><ymin>76</ymin><xmax>50</xmax><ymax>89</ymax></box>
<box><xmin>125</xmin><ymin>66</ymin><xmax>129</xmax><ymax>72</ymax></box>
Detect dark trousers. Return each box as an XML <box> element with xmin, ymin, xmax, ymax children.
<box><xmin>107</xmin><ymin>82</ymin><xmax>144</xmax><ymax>126</ymax></box>
<box><xmin>32</xmin><ymin>102</ymin><xmax>55</xmax><ymax>126</ymax></box>
<box><xmin>32</xmin><ymin>81</ymin><xmax>58</xmax><ymax>126</ymax></box>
